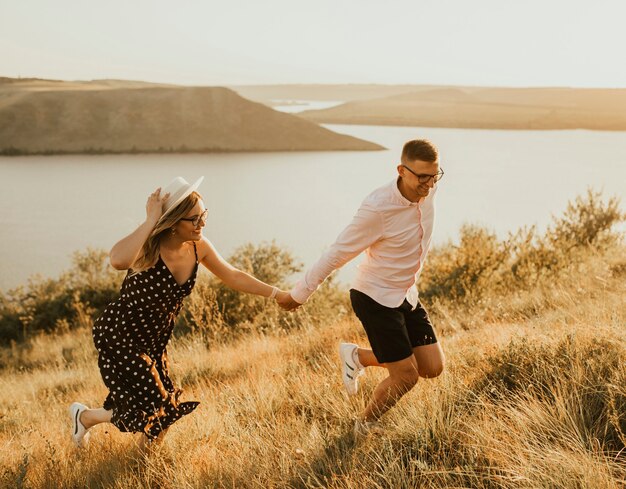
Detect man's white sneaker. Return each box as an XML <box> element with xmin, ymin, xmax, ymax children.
<box><xmin>338</xmin><ymin>342</ymin><xmax>364</xmax><ymax>396</ymax></box>
<box><xmin>354</xmin><ymin>419</ymin><xmax>384</xmax><ymax>438</ymax></box>
<box><xmin>69</xmin><ymin>402</ymin><xmax>91</xmax><ymax>448</ymax></box>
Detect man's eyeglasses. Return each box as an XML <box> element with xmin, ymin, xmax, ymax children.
<box><xmin>402</xmin><ymin>165</ymin><xmax>445</xmax><ymax>184</ymax></box>
<box><xmin>180</xmin><ymin>209</ymin><xmax>208</xmax><ymax>227</ymax></box>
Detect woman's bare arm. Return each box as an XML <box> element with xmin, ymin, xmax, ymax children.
<box><xmin>197</xmin><ymin>237</ymin><xmax>279</xmax><ymax>297</ymax></box>
<box><xmin>109</xmin><ymin>188</ymin><xmax>169</xmax><ymax>270</ymax></box>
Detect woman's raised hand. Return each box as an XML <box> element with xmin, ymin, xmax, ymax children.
<box><xmin>146</xmin><ymin>188</ymin><xmax>170</xmax><ymax>225</ymax></box>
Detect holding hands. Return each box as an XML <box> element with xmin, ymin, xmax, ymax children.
<box><xmin>275</xmin><ymin>291</ymin><xmax>302</xmax><ymax>311</ymax></box>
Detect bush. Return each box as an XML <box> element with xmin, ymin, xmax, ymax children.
<box><xmin>0</xmin><ymin>248</ymin><xmax>123</xmax><ymax>344</ymax></box>
<box><xmin>182</xmin><ymin>240</ymin><xmax>303</xmax><ymax>340</ymax></box>
<box><xmin>0</xmin><ymin>241</ymin><xmax>347</xmax><ymax>347</ymax></box>
<box><xmin>548</xmin><ymin>188</ymin><xmax>624</xmax><ymax>250</ymax></box>
<box><xmin>508</xmin><ymin>189</ymin><xmax>624</xmax><ymax>286</ymax></box>
<box><xmin>207</xmin><ymin>240</ymin><xmax>303</xmax><ymax>327</ymax></box>
<box><xmin>420</xmin><ymin>189</ymin><xmax>624</xmax><ymax>306</ymax></box>
<box><xmin>1</xmin><ymin>189</ymin><xmax>621</xmax><ymax>345</ymax></box>
<box><xmin>182</xmin><ymin>241</ymin><xmax>347</xmax><ymax>344</ymax></box>
<box><xmin>419</xmin><ymin>224</ymin><xmax>509</xmax><ymax>303</ymax></box>
<box><xmin>0</xmin><ymin>291</ymin><xmax>24</xmax><ymax>343</ymax></box>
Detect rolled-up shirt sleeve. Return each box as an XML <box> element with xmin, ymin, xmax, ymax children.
<box><xmin>290</xmin><ymin>205</ymin><xmax>384</xmax><ymax>304</ymax></box>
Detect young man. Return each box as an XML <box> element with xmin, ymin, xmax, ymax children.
<box><xmin>277</xmin><ymin>139</ymin><xmax>445</xmax><ymax>435</ymax></box>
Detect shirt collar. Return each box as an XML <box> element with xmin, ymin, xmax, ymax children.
<box><xmin>390</xmin><ymin>177</ymin><xmax>438</xmax><ymax>207</ymax></box>
<box><xmin>391</xmin><ymin>177</ymin><xmax>416</xmax><ymax>206</ymax></box>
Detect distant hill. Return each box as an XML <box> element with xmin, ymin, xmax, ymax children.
<box><xmin>0</xmin><ymin>77</ymin><xmax>175</xmax><ymax>90</ymax></box>
<box><xmin>294</xmin><ymin>86</ymin><xmax>626</xmax><ymax>131</ymax></box>
<box><xmin>229</xmin><ymin>84</ymin><xmax>428</xmax><ymax>103</ymax></box>
<box><xmin>0</xmin><ymin>78</ymin><xmax>382</xmax><ymax>155</ymax></box>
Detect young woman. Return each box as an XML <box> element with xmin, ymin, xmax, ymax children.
<box><xmin>70</xmin><ymin>176</ymin><xmax>288</xmax><ymax>449</ymax></box>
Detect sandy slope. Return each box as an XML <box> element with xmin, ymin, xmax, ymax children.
<box><xmin>0</xmin><ymin>78</ymin><xmax>382</xmax><ymax>154</ymax></box>
<box><xmin>230</xmin><ymin>84</ymin><xmax>430</xmax><ymax>103</ymax></box>
<box><xmin>296</xmin><ymin>85</ymin><xmax>626</xmax><ymax>130</ymax></box>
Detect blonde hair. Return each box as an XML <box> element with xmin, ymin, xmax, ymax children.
<box><xmin>130</xmin><ymin>191</ymin><xmax>203</xmax><ymax>275</ymax></box>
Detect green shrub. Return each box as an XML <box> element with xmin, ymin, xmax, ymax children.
<box><xmin>1</xmin><ymin>189</ymin><xmax>622</xmax><ymax>345</ymax></box>
<box><xmin>420</xmin><ymin>189</ymin><xmax>624</xmax><ymax>306</ymax></box>
<box><xmin>0</xmin><ymin>241</ymin><xmax>347</xmax><ymax>347</ymax></box>
<box><xmin>0</xmin><ymin>248</ymin><xmax>123</xmax><ymax>344</ymax></box>
<box><xmin>548</xmin><ymin>188</ymin><xmax>624</xmax><ymax>250</ymax></box>
<box><xmin>0</xmin><ymin>291</ymin><xmax>24</xmax><ymax>342</ymax></box>
<box><xmin>182</xmin><ymin>240</ymin><xmax>304</xmax><ymax>341</ymax></box>
<box><xmin>181</xmin><ymin>241</ymin><xmax>347</xmax><ymax>344</ymax></box>
<box><xmin>208</xmin><ymin>240</ymin><xmax>303</xmax><ymax>327</ymax></box>
<box><xmin>508</xmin><ymin>189</ymin><xmax>624</xmax><ymax>286</ymax></box>
<box><xmin>419</xmin><ymin>224</ymin><xmax>509</xmax><ymax>303</ymax></box>
<box><xmin>65</xmin><ymin>247</ymin><xmax>122</xmax><ymax>313</ymax></box>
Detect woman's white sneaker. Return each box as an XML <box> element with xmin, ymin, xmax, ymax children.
<box><xmin>69</xmin><ymin>402</ymin><xmax>91</xmax><ymax>448</ymax></box>
<box><xmin>338</xmin><ymin>342</ymin><xmax>364</xmax><ymax>396</ymax></box>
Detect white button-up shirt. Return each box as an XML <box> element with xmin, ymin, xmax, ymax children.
<box><xmin>291</xmin><ymin>178</ymin><xmax>437</xmax><ymax>308</ymax></box>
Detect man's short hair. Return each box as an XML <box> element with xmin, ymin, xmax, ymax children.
<box><xmin>401</xmin><ymin>139</ymin><xmax>438</xmax><ymax>164</ymax></box>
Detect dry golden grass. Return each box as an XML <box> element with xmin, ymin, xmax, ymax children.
<box><xmin>1</xmin><ymin>249</ymin><xmax>625</xmax><ymax>488</ymax></box>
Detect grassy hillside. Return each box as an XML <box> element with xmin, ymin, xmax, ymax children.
<box><xmin>0</xmin><ymin>78</ymin><xmax>383</xmax><ymax>155</ymax></box>
<box><xmin>0</xmin><ymin>191</ymin><xmax>624</xmax><ymax>488</ymax></box>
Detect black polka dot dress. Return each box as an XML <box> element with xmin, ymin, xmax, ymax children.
<box><xmin>93</xmin><ymin>243</ymin><xmax>200</xmax><ymax>439</ymax></box>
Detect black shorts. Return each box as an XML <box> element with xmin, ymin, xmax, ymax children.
<box><xmin>350</xmin><ymin>289</ymin><xmax>438</xmax><ymax>364</ymax></box>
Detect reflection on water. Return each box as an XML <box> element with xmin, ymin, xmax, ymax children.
<box><xmin>0</xmin><ymin>124</ymin><xmax>625</xmax><ymax>291</ymax></box>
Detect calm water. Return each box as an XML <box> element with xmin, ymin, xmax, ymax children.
<box><xmin>1</xmin><ymin>124</ymin><xmax>625</xmax><ymax>291</ymax></box>
<box><xmin>270</xmin><ymin>100</ymin><xmax>344</xmax><ymax>113</ymax></box>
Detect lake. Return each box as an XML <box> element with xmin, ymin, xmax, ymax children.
<box><xmin>1</xmin><ymin>124</ymin><xmax>625</xmax><ymax>291</ymax></box>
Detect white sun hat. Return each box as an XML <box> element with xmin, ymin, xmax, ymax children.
<box><xmin>160</xmin><ymin>176</ymin><xmax>204</xmax><ymax>220</ymax></box>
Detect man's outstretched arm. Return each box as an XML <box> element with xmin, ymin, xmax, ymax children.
<box><xmin>279</xmin><ymin>205</ymin><xmax>383</xmax><ymax>311</ymax></box>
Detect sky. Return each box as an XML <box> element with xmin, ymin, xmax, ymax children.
<box><xmin>1</xmin><ymin>0</ymin><xmax>626</xmax><ymax>88</ymax></box>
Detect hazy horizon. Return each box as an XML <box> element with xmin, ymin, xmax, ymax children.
<box><xmin>7</xmin><ymin>76</ymin><xmax>626</xmax><ymax>90</ymax></box>
<box><xmin>2</xmin><ymin>1</ymin><xmax>626</xmax><ymax>88</ymax></box>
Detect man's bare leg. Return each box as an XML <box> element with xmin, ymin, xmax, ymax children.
<box><xmin>412</xmin><ymin>342</ymin><xmax>445</xmax><ymax>378</ymax></box>
<box><xmin>356</xmin><ymin>348</ymin><xmax>383</xmax><ymax>368</ymax></box>
<box><xmin>361</xmin><ymin>355</ymin><xmax>420</xmax><ymax>422</ymax></box>
<box><xmin>358</xmin><ymin>343</ymin><xmax>444</xmax><ymax>372</ymax></box>
<box><xmin>356</xmin><ymin>343</ymin><xmax>444</xmax><ymax>421</ymax></box>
